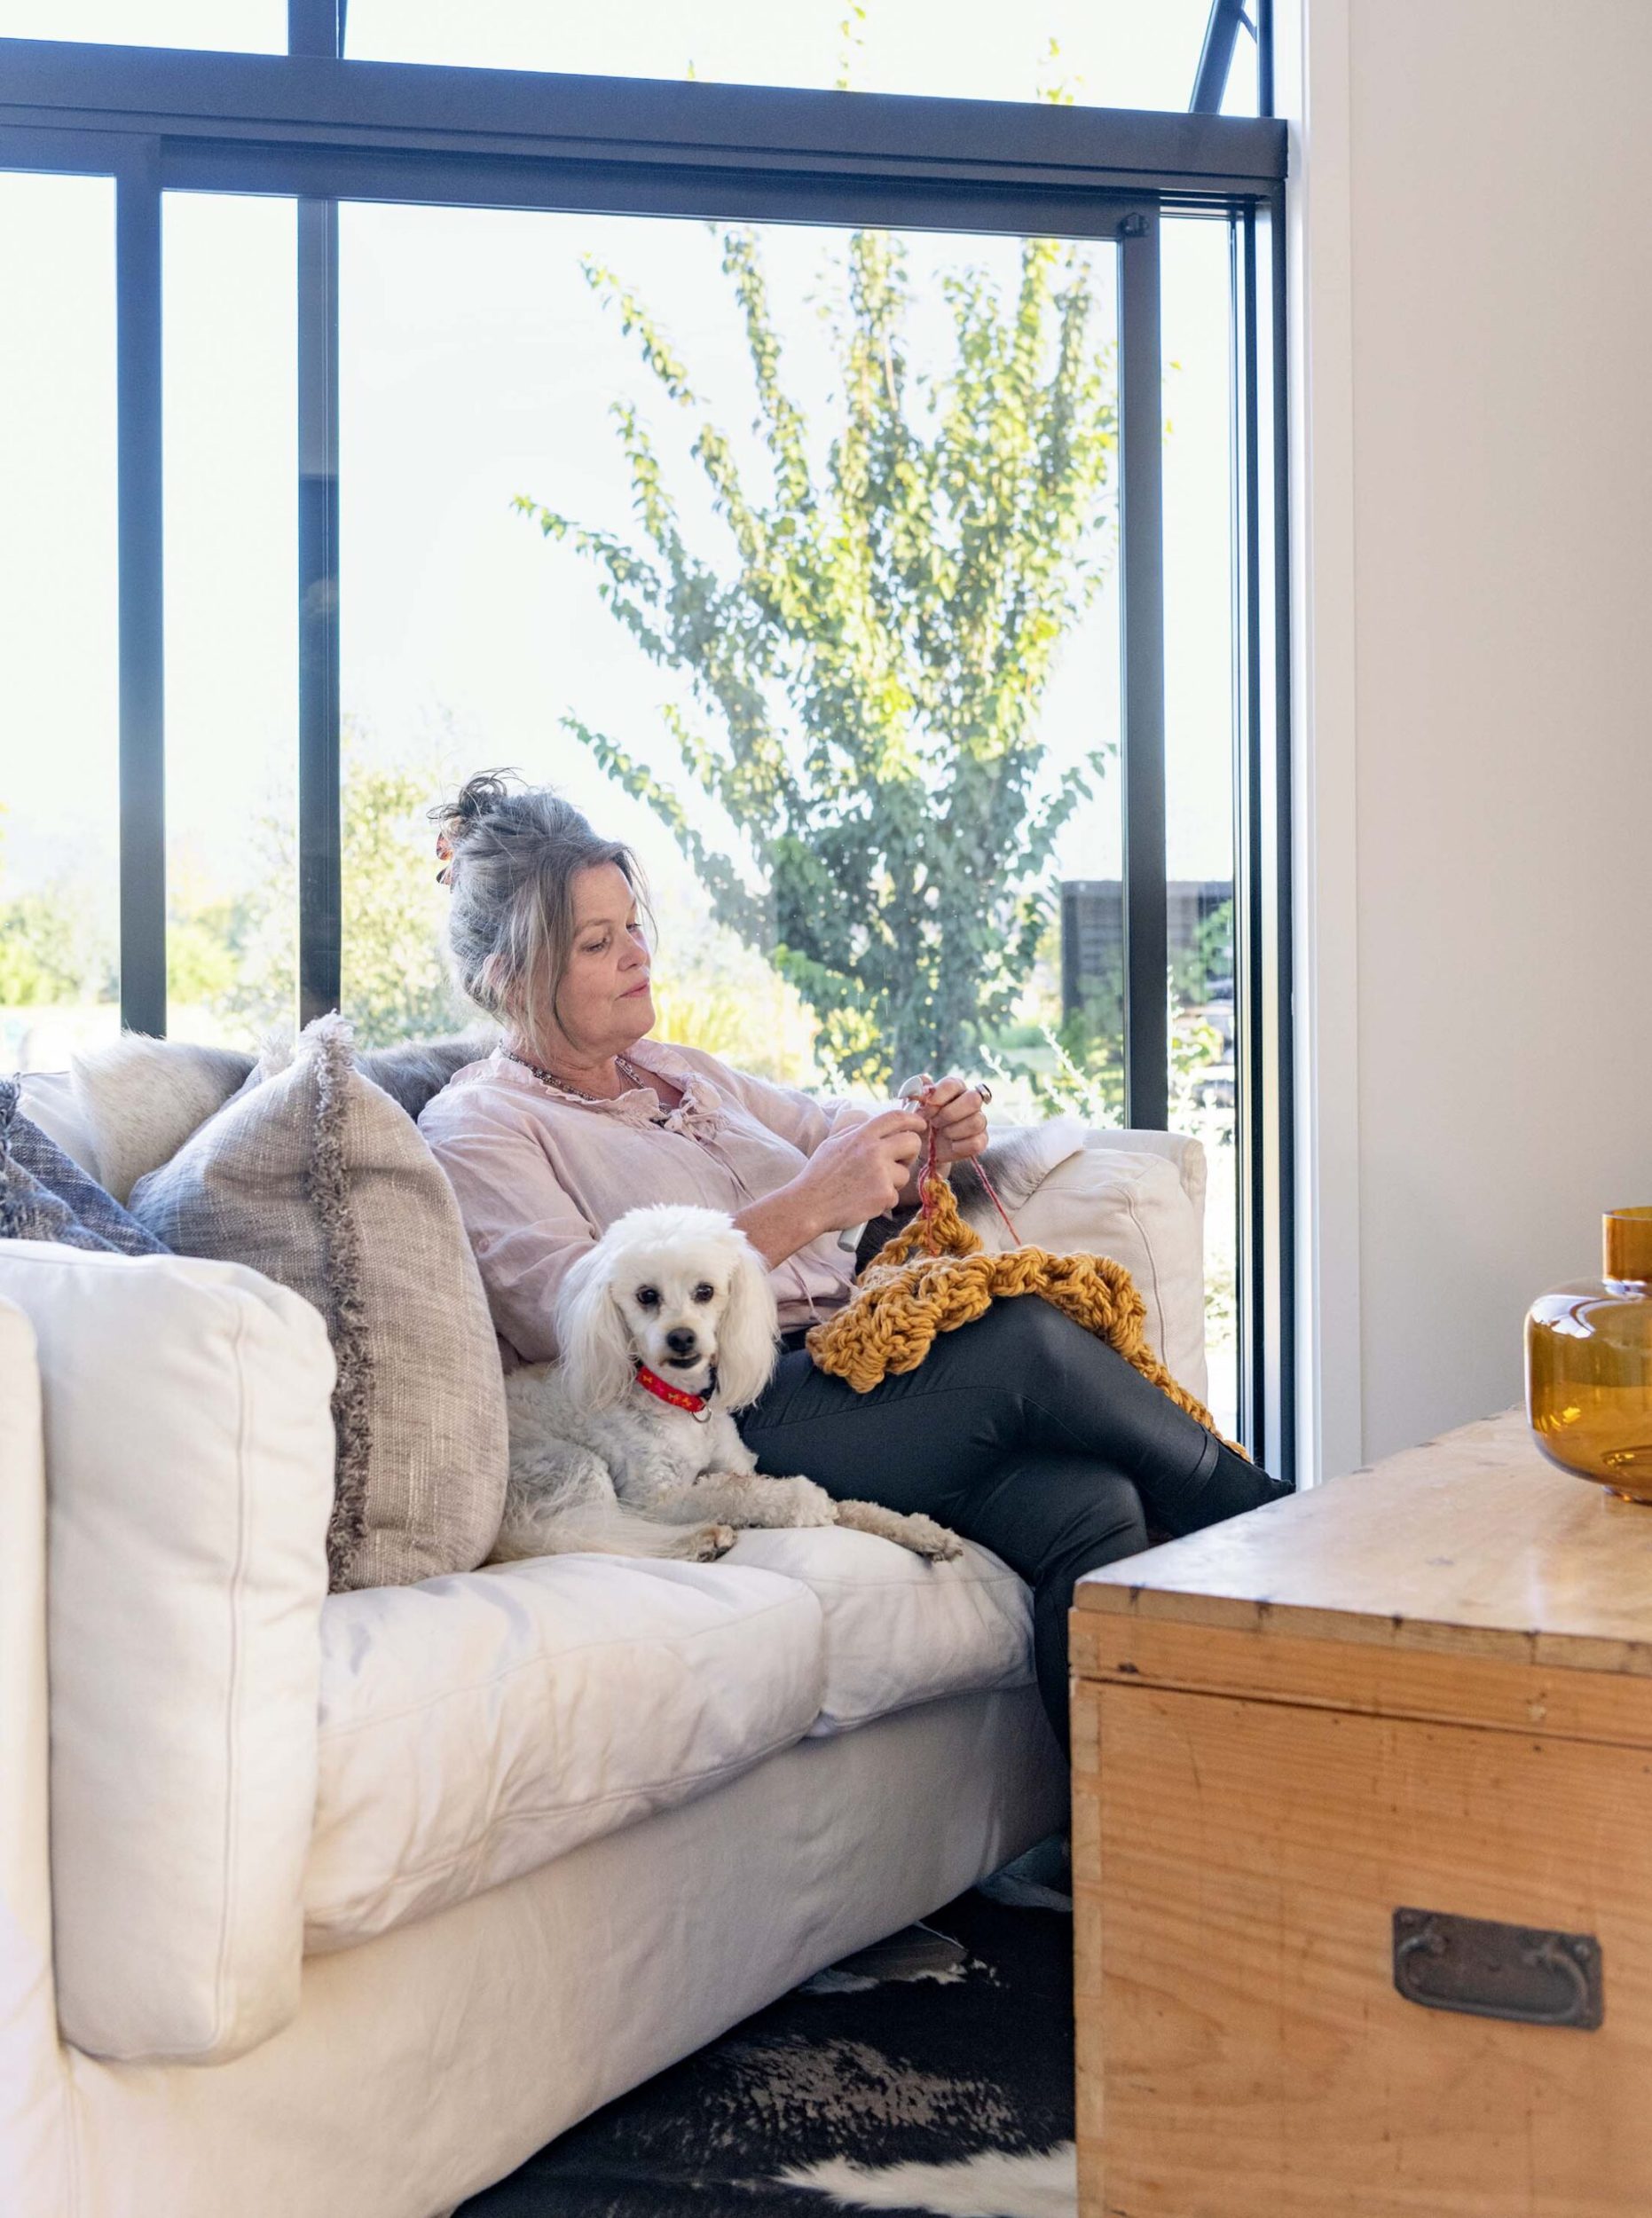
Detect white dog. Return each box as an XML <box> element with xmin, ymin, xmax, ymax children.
<box><xmin>496</xmin><ymin>1204</ymin><xmax>962</xmax><ymax>1565</ymax></box>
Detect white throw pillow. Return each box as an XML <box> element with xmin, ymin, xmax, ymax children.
<box><xmin>967</xmin><ymin>1130</ymin><xmax>1209</xmax><ymax>1404</ymax></box>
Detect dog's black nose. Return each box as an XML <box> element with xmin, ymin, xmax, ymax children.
<box><xmin>665</xmin><ymin>1327</ymin><xmax>699</xmax><ymax>1357</ymax></box>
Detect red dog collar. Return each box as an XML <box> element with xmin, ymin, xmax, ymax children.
<box><xmin>633</xmin><ymin>1362</ymin><xmax>712</xmax><ymax>1416</ymax></box>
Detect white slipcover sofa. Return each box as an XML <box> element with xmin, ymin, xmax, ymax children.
<box><xmin>0</xmin><ymin>1076</ymin><xmax>1208</xmax><ymax>2218</ymax></box>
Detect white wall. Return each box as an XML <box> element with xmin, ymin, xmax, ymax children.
<box><xmin>1291</xmin><ymin>0</ymin><xmax>1652</xmax><ymax>1470</ymax></box>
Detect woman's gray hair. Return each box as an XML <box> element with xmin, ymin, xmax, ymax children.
<box><xmin>429</xmin><ymin>772</ymin><xmax>648</xmax><ymax>1054</ymax></box>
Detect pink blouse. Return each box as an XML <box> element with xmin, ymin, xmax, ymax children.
<box><xmin>418</xmin><ymin>1040</ymin><xmax>859</xmax><ymax>1366</ymax></box>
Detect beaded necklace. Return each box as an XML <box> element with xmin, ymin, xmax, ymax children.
<box><xmin>506</xmin><ymin>1047</ymin><xmax>667</xmax><ymax>1121</ymax></box>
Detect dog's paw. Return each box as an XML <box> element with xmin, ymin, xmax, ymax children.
<box><xmin>773</xmin><ymin>1475</ymin><xmax>837</xmax><ymax>1527</ymax></box>
<box><xmin>829</xmin><ymin>1498</ymin><xmax>964</xmax><ymax>1561</ymax></box>
<box><xmin>688</xmin><ymin>1523</ymin><xmax>737</xmax><ymax>1561</ymax></box>
<box><xmin>897</xmin><ymin>1513</ymin><xmax>964</xmax><ymax>1562</ymax></box>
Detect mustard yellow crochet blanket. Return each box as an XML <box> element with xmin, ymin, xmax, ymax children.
<box><xmin>806</xmin><ymin>1175</ymin><xmax>1242</xmax><ymax>1456</ymax></box>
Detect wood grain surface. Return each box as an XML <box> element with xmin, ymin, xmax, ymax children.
<box><xmin>1074</xmin><ymin>1683</ymin><xmax>1652</xmax><ymax>2218</ymax></box>
<box><xmin>1076</xmin><ymin>1411</ymin><xmax>1652</xmax><ymax>1674</ymax></box>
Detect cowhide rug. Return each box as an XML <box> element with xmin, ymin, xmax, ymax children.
<box><xmin>459</xmin><ymin>1847</ymin><xmax>1074</xmax><ymax>2218</ymax></box>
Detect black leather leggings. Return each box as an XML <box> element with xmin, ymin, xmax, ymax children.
<box><xmin>736</xmin><ymin>1295</ymin><xmax>1288</xmax><ymax>1750</ymax></box>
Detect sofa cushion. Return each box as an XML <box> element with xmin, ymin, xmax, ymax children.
<box><xmin>68</xmin><ymin>1035</ymin><xmax>256</xmax><ymax>1203</ymax></box>
<box><xmin>60</xmin><ymin>1028</ymin><xmax>498</xmax><ymax>1203</ymax></box>
<box><xmin>0</xmin><ymin>1080</ymin><xmax>168</xmax><ymax>1256</ymax></box>
<box><xmin>967</xmin><ymin>1126</ymin><xmax>1208</xmax><ymax>1404</ymax></box>
<box><xmin>723</xmin><ymin>1528</ymin><xmax>1034</xmax><ymax>1734</ymax></box>
<box><xmin>0</xmin><ymin>1239</ymin><xmax>335</xmax><ymax>2064</ymax></box>
<box><xmin>128</xmin><ymin>1013</ymin><xmax>509</xmax><ymax>1593</ymax></box>
<box><xmin>13</xmin><ymin>1067</ymin><xmax>103</xmax><ymax>1179</ymax></box>
<box><xmin>303</xmin><ymin>1553</ymin><xmax>824</xmax><ymax>1950</ymax></box>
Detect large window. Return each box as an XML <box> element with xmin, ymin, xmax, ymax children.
<box><xmin>0</xmin><ymin>3</ymin><xmax>1291</xmax><ymax>1464</ymax></box>
<box><xmin>0</xmin><ymin>170</ymin><xmax>119</xmax><ymax>1071</ymax></box>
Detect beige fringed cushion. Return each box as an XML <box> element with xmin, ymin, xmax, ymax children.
<box><xmin>128</xmin><ymin>1015</ymin><xmax>507</xmax><ymax>1590</ymax></box>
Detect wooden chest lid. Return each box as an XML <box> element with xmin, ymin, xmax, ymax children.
<box><xmin>1076</xmin><ymin>1410</ymin><xmax>1652</xmax><ymax>1674</ymax></box>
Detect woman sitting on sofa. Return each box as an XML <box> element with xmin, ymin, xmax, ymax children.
<box><xmin>418</xmin><ymin>773</ymin><xmax>1287</xmax><ymax>1748</ymax></box>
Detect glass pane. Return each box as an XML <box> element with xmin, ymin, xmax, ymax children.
<box><xmin>0</xmin><ymin>170</ymin><xmax>119</xmax><ymax>1073</ymax></box>
<box><xmin>346</xmin><ymin>0</ymin><xmax>1221</xmax><ymax>113</ymax></box>
<box><xmin>0</xmin><ymin>1</ymin><xmax>285</xmax><ymax>49</ymax></box>
<box><xmin>1163</xmin><ymin>216</ymin><xmax>1237</xmax><ymax>1436</ymax></box>
<box><xmin>163</xmin><ymin>190</ymin><xmax>298</xmax><ymax>1045</ymax></box>
<box><xmin>337</xmin><ymin>201</ymin><xmax>1121</xmax><ymax>1096</ymax></box>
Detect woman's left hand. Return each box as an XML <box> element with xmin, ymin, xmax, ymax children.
<box><xmin>905</xmin><ymin>1074</ymin><xmax>990</xmax><ymax>1175</ymax></box>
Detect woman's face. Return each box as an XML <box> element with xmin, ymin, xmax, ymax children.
<box><xmin>544</xmin><ymin>861</ymin><xmax>655</xmax><ymax>1058</ymax></box>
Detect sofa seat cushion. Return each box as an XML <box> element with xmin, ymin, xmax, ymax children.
<box><xmin>303</xmin><ymin>1554</ymin><xmax>824</xmax><ymax>1950</ymax></box>
<box><xmin>722</xmin><ymin>1529</ymin><xmax>1034</xmax><ymax>1734</ymax></box>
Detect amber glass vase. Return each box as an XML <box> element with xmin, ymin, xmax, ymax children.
<box><xmin>1527</xmin><ymin>1208</ymin><xmax>1652</xmax><ymax>1501</ymax></box>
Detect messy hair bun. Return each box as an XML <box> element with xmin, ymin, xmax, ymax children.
<box><xmin>429</xmin><ymin>771</ymin><xmax>647</xmax><ymax>1050</ymax></box>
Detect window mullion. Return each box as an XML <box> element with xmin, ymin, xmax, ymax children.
<box><xmin>295</xmin><ymin>193</ymin><xmax>341</xmax><ymax>1027</ymax></box>
<box><xmin>1118</xmin><ymin>206</ymin><xmax>1168</xmax><ymax>1132</ymax></box>
<box><xmin>115</xmin><ymin>138</ymin><xmax>165</xmax><ymax>1038</ymax></box>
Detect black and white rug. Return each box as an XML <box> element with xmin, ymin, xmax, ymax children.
<box><xmin>459</xmin><ymin>1848</ymin><xmax>1074</xmax><ymax>2218</ymax></box>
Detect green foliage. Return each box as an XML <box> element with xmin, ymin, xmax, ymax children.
<box><xmin>987</xmin><ymin>1020</ymin><xmax>1124</xmax><ymax>1129</ymax></box>
<box><xmin>520</xmin><ymin>224</ymin><xmax>1117</xmax><ymax>1086</ymax></box>
<box><xmin>1171</xmin><ymin>897</ymin><xmax>1233</xmax><ymax>1012</ymax></box>
<box><xmin>165</xmin><ymin>898</ymin><xmax>243</xmax><ymax>1010</ymax></box>
<box><xmin>339</xmin><ymin>759</ymin><xmax>465</xmax><ymax>1046</ymax></box>
<box><xmin>216</xmin><ymin>746</ymin><xmax>462</xmax><ymax>1046</ymax></box>
<box><xmin>0</xmin><ymin>886</ymin><xmax>93</xmax><ymax>1006</ymax></box>
<box><xmin>0</xmin><ymin>806</ymin><xmax>111</xmax><ymax>1008</ymax></box>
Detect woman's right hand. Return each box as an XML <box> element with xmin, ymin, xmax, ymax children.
<box><xmin>793</xmin><ymin>1106</ymin><xmax>928</xmax><ymax>1235</ymax></box>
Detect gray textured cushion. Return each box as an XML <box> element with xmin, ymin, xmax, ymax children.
<box><xmin>71</xmin><ymin>1037</ymin><xmax>257</xmax><ymax>1204</ymax></box>
<box><xmin>0</xmin><ymin>1079</ymin><xmax>169</xmax><ymax>1256</ymax></box>
<box><xmin>358</xmin><ymin>1032</ymin><xmax>499</xmax><ymax>1121</ymax></box>
<box><xmin>127</xmin><ymin>1015</ymin><xmax>507</xmax><ymax>1591</ymax></box>
<box><xmin>68</xmin><ymin>1030</ymin><xmax>496</xmax><ymax>1201</ymax></box>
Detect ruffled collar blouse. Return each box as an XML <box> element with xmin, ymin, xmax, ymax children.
<box><xmin>420</xmin><ymin>1038</ymin><xmax>858</xmax><ymax>1368</ymax></box>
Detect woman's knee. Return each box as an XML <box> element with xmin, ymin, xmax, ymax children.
<box><xmin>964</xmin><ymin>1292</ymin><xmax>1089</xmax><ymax>1379</ymax></box>
<box><xmin>1042</xmin><ymin>1475</ymin><xmax>1149</xmax><ymax>1584</ymax></box>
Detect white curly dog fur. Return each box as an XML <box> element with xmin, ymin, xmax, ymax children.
<box><xmin>496</xmin><ymin>1204</ymin><xmax>962</xmax><ymax>1566</ymax></box>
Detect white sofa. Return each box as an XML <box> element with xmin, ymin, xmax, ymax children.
<box><xmin>1</xmin><ymin>1077</ymin><xmax>1208</xmax><ymax>2218</ymax></box>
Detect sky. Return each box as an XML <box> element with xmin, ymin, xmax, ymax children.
<box><xmin>0</xmin><ymin>0</ymin><xmax>1255</xmax><ymax>929</ymax></box>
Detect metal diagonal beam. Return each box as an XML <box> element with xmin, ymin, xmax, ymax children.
<box><xmin>287</xmin><ymin>0</ymin><xmax>343</xmax><ymax>60</ymax></box>
<box><xmin>1192</xmin><ymin>0</ymin><xmax>1252</xmax><ymax>114</ymax></box>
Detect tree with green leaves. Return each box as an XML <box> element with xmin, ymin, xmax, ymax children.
<box><xmin>191</xmin><ymin>746</ymin><xmax>461</xmax><ymax>1048</ymax></box>
<box><xmin>520</xmin><ymin>223</ymin><xmax>1117</xmax><ymax>1086</ymax></box>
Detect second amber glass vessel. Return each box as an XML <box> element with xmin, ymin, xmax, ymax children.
<box><xmin>1527</xmin><ymin>1208</ymin><xmax>1652</xmax><ymax>1501</ymax></box>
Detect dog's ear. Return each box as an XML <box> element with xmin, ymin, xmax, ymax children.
<box><xmin>715</xmin><ymin>1233</ymin><xmax>780</xmax><ymax>1410</ymax></box>
<box><xmin>555</xmin><ymin>1241</ymin><xmax>636</xmax><ymax>1411</ymax></box>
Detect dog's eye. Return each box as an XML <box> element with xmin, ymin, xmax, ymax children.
<box><xmin>692</xmin><ymin>1282</ymin><xmax>715</xmax><ymax>1304</ymax></box>
<box><xmin>635</xmin><ymin>1286</ymin><xmax>660</xmax><ymax>1309</ymax></box>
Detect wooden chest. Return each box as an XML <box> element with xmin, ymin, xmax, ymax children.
<box><xmin>1071</xmin><ymin>1411</ymin><xmax>1652</xmax><ymax>2218</ymax></box>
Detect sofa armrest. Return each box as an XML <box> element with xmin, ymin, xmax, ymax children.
<box><xmin>0</xmin><ymin>1299</ymin><xmax>71</xmax><ymax>2213</ymax></box>
<box><xmin>0</xmin><ymin>1243</ymin><xmax>335</xmax><ymax>2065</ymax></box>
<box><xmin>973</xmin><ymin>1121</ymin><xmax>1209</xmax><ymax>1404</ymax></box>
<box><xmin>1078</xmin><ymin>1124</ymin><xmax>1207</xmax><ymax>1218</ymax></box>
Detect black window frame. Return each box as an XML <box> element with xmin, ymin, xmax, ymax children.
<box><xmin>0</xmin><ymin>20</ymin><xmax>1294</xmax><ymax>1475</ymax></box>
